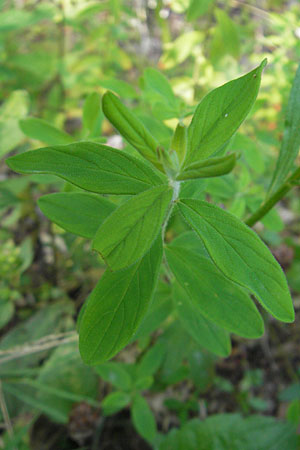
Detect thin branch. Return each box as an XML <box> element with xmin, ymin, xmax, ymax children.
<box><xmin>0</xmin><ymin>332</ymin><xmax>77</xmax><ymax>365</ymax></box>
<box><xmin>245</xmin><ymin>166</ymin><xmax>300</xmax><ymax>227</ymax></box>
<box><xmin>0</xmin><ymin>380</ymin><xmax>15</xmax><ymax>450</ymax></box>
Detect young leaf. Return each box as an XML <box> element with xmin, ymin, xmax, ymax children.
<box><xmin>102</xmin><ymin>91</ymin><xmax>162</xmax><ymax>169</ymax></box>
<box><xmin>177</xmin><ymin>153</ymin><xmax>236</xmax><ymax>181</ymax></box>
<box><xmin>92</xmin><ymin>185</ymin><xmax>172</xmax><ymax>270</ymax></box>
<box><xmin>79</xmin><ymin>238</ymin><xmax>162</xmax><ymax>364</ymax></box>
<box><xmin>38</xmin><ymin>192</ymin><xmax>116</xmax><ymax>239</ymax></box>
<box><xmin>171</xmin><ymin>123</ymin><xmax>187</xmax><ymax>165</ymax></box>
<box><xmin>6</xmin><ymin>142</ymin><xmax>165</xmax><ymax>195</ymax></box>
<box><xmin>269</xmin><ymin>63</ymin><xmax>300</xmax><ymax>194</ymax></box>
<box><xmin>165</xmin><ymin>245</ymin><xmax>264</xmax><ymax>338</ymax></box>
<box><xmin>185</xmin><ymin>60</ymin><xmax>266</xmax><ymax>166</ymax></box>
<box><xmin>19</xmin><ymin>117</ymin><xmax>73</xmax><ymax>145</ymax></box>
<box><xmin>178</xmin><ymin>199</ymin><xmax>294</xmax><ymax>322</ymax></box>
<box><xmin>131</xmin><ymin>394</ymin><xmax>157</xmax><ymax>443</ymax></box>
<box><xmin>173</xmin><ymin>282</ymin><xmax>231</xmax><ymax>357</ymax></box>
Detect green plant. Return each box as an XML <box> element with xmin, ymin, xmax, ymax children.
<box><xmin>6</xmin><ymin>60</ymin><xmax>298</xmax><ymax>369</ymax></box>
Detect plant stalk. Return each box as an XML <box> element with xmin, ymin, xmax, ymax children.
<box><xmin>245</xmin><ymin>166</ymin><xmax>300</xmax><ymax>227</ymax></box>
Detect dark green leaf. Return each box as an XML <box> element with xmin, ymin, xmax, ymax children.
<box><xmin>102</xmin><ymin>91</ymin><xmax>162</xmax><ymax>169</ymax></box>
<box><xmin>165</xmin><ymin>245</ymin><xmax>263</xmax><ymax>338</ymax></box>
<box><xmin>177</xmin><ymin>153</ymin><xmax>236</xmax><ymax>180</ymax></box>
<box><xmin>185</xmin><ymin>60</ymin><xmax>266</xmax><ymax>166</ymax></box>
<box><xmin>160</xmin><ymin>414</ymin><xmax>298</xmax><ymax>450</ymax></box>
<box><xmin>92</xmin><ymin>185</ymin><xmax>172</xmax><ymax>270</ymax></box>
<box><xmin>38</xmin><ymin>192</ymin><xmax>116</xmax><ymax>239</ymax></box>
<box><xmin>6</xmin><ymin>142</ymin><xmax>165</xmax><ymax>195</ymax></box>
<box><xmin>178</xmin><ymin>199</ymin><xmax>294</xmax><ymax>322</ymax></box>
<box><xmin>173</xmin><ymin>282</ymin><xmax>231</xmax><ymax>356</ymax></box>
<box><xmin>94</xmin><ymin>362</ymin><xmax>132</xmax><ymax>391</ymax></box>
<box><xmin>79</xmin><ymin>238</ymin><xmax>162</xmax><ymax>364</ymax></box>
<box><xmin>102</xmin><ymin>391</ymin><xmax>131</xmax><ymax>416</ymax></box>
<box><xmin>131</xmin><ymin>394</ymin><xmax>157</xmax><ymax>443</ymax></box>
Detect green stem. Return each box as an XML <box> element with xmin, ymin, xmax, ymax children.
<box><xmin>245</xmin><ymin>166</ymin><xmax>300</xmax><ymax>227</ymax></box>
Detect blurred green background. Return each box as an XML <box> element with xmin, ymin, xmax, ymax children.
<box><xmin>1</xmin><ymin>0</ymin><xmax>300</xmax><ymax>449</ymax></box>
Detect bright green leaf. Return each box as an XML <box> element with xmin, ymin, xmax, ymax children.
<box><xmin>79</xmin><ymin>237</ymin><xmax>162</xmax><ymax>364</ymax></box>
<box><xmin>38</xmin><ymin>192</ymin><xmax>116</xmax><ymax>239</ymax></box>
<box><xmin>144</xmin><ymin>68</ymin><xmax>176</xmax><ymax>107</ymax></box>
<box><xmin>92</xmin><ymin>185</ymin><xmax>172</xmax><ymax>270</ymax></box>
<box><xmin>187</xmin><ymin>0</ymin><xmax>215</xmax><ymax>21</ymax></box>
<box><xmin>6</xmin><ymin>142</ymin><xmax>165</xmax><ymax>195</ymax></box>
<box><xmin>211</xmin><ymin>9</ymin><xmax>240</xmax><ymax>61</ymax></box>
<box><xmin>100</xmin><ymin>79</ymin><xmax>138</xmax><ymax>99</ymax></box>
<box><xmin>82</xmin><ymin>92</ymin><xmax>103</xmax><ymax>137</ymax></box>
<box><xmin>19</xmin><ymin>117</ymin><xmax>73</xmax><ymax>145</ymax></box>
<box><xmin>185</xmin><ymin>60</ymin><xmax>266</xmax><ymax>166</ymax></box>
<box><xmin>178</xmin><ymin>199</ymin><xmax>294</xmax><ymax>322</ymax></box>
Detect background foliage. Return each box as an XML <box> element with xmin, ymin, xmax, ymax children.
<box><xmin>1</xmin><ymin>0</ymin><xmax>300</xmax><ymax>448</ymax></box>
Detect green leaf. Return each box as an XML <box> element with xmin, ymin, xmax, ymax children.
<box><xmin>82</xmin><ymin>92</ymin><xmax>103</xmax><ymax>137</ymax></box>
<box><xmin>171</xmin><ymin>123</ymin><xmax>187</xmax><ymax>165</ymax></box>
<box><xmin>173</xmin><ymin>282</ymin><xmax>231</xmax><ymax>357</ymax></box>
<box><xmin>79</xmin><ymin>237</ymin><xmax>162</xmax><ymax>364</ymax></box>
<box><xmin>269</xmin><ymin>63</ymin><xmax>300</xmax><ymax>193</ymax></box>
<box><xmin>178</xmin><ymin>199</ymin><xmax>294</xmax><ymax>322</ymax></box>
<box><xmin>19</xmin><ymin>118</ymin><xmax>73</xmax><ymax>145</ymax></box>
<box><xmin>100</xmin><ymin>79</ymin><xmax>138</xmax><ymax>99</ymax></box>
<box><xmin>132</xmin><ymin>283</ymin><xmax>172</xmax><ymax>340</ymax></box>
<box><xmin>6</xmin><ymin>142</ymin><xmax>165</xmax><ymax>195</ymax></box>
<box><xmin>102</xmin><ymin>391</ymin><xmax>131</xmax><ymax>416</ymax></box>
<box><xmin>160</xmin><ymin>414</ymin><xmax>298</xmax><ymax>450</ymax></box>
<box><xmin>160</xmin><ymin>31</ymin><xmax>203</xmax><ymax>70</ymax></box>
<box><xmin>0</xmin><ymin>90</ymin><xmax>29</xmax><ymax>157</ymax></box>
<box><xmin>2</xmin><ymin>383</ymin><xmax>67</xmax><ymax>423</ymax></box>
<box><xmin>92</xmin><ymin>185</ymin><xmax>172</xmax><ymax>270</ymax></box>
<box><xmin>0</xmin><ymin>300</ymin><xmax>14</xmax><ymax>330</ymax></box>
<box><xmin>94</xmin><ymin>362</ymin><xmax>132</xmax><ymax>391</ymax></box>
<box><xmin>38</xmin><ymin>192</ymin><xmax>116</xmax><ymax>239</ymax></box>
<box><xmin>185</xmin><ymin>60</ymin><xmax>266</xmax><ymax>166</ymax></box>
<box><xmin>165</xmin><ymin>245</ymin><xmax>264</xmax><ymax>338</ymax></box>
<box><xmin>131</xmin><ymin>394</ymin><xmax>157</xmax><ymax>443</ymax></box>
<box><xmin>177</xmin><ymin>153</ymin><xmax>236</xmax><ymax>181</ymax></box>
<box><xmin>187</xmin><ymin>0</ymin><xmax>215</xmax><ymax>21</ymax></box>
<box><xmin>102</xmin><ymin>91</ymin><xmax>162</xmax><ymax>169</ymax></box>
<box><xmin>144</xmin><ymin>68</ymin><xmax>177</xmax><ymax>107</ymax></box>
<box><xmin>211</xmin><ymin>9</ymin><xmax>240</xmax><ymax>61</ymax></box>
<box><xmin>137</xmin><ymin>342</ymin><xmax>166</xmax><ymax>379</ymax></box>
